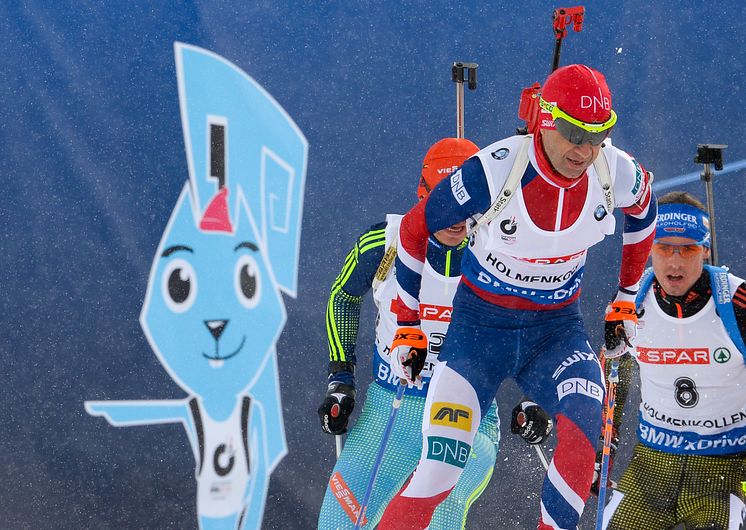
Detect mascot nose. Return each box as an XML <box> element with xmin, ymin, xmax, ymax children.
<box><xmin>205</xmin><ymin>319</ymin><xmax>229</xmax><ymax>340</ymax></box>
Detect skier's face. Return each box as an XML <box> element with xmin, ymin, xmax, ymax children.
<box><xmin>651</xmin><ymin>236</ymin><xmax>709</xmax><ymax>296</ymax></box>
<box><xmin>434</xmin><ymin>221</ymin><xmax>467</xmax><ymax>247</ymax></box>
<box><xmin>540</xmin><ymin>129</ymin><xmax>601</xmax><ymax>179</ymax></box>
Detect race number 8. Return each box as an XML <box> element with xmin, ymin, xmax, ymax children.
<box><xmin>674</xmin><ymin>377</ymin><xmax>698</xmax><ymax>408</ymax></box>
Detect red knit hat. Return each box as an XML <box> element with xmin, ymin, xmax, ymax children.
<box><xmin>539</xmin><ymin>64</ymin><xmax>612</xmax><ymax>129</ymax></box>
<box><xmin>418</xmin><ymin>138</ymin><xmax>479</xmax><ymax>199</ymax></box>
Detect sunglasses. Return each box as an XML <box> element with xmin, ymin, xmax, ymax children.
<box><xmin>539</xmin><ymin>97</ymin><xmax>617</xmax><ymax>146</ymax></box>
<box><xmin>651</xmin><ymin>242</ymin><xmax>705</xmax><ymax>258</ymax></box>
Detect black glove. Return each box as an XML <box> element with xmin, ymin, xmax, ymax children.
<box><xmin>590</xmin><ymin>432</ymin><xmax>618</xmax><ymax>496</ymax></box>
<box><xmin>317</xmin><ymin>383</ymin><xmax>356</xmax><ymax>435</ymax></box>
<box><xmin>510</xmin><ymin>400</ymin><xmax>553</xmax><ymax>444</ymax></box>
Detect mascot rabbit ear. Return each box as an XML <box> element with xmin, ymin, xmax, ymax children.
<box><xmin>175</xmin><ymin>42</ymin><xmax>307</xmax><ymax>297</ymax></box>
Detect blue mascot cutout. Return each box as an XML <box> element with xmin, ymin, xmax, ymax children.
<box><xmin>86</xmin><ymin>42</ymin><xmax>307</xmax><ymax>530</ymax></box>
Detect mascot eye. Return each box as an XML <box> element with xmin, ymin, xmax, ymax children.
<box><xmin>161</xmin><ymin>258</ymin><xmax>197</xmax><ymax>313</ymax></box>
<box><xmin>234</xmin><ymin>254</ymin><xmax>261</xmax><ymax>309</ymax></box>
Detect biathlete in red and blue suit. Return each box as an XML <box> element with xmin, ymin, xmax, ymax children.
<box><xmin>379</xmin><ymin>64</ymin><xmax>658</xmax><ymax>530</ymax></box>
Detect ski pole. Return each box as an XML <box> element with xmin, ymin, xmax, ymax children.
<box><xmin>534</xmin><ymin>444</ymin><xmax>550</xmax><ymax>471</ymax></box>
<box><xmin>595</xmin><ymin>349</ymin><xmax>620</xmax><ymax>530</ymax></box>
<box><xmin>355</xmin><ymin>59</ymin><xmax>476</xmax><ymax>521</ymax></box>
<box><xmin>694</xmin><ymin>144</ymin><xmax>727</xmax><ymax>266</ymax></box>
<box><xmin>353</xmin><ymin>380</ymin><xmax>407</xmax><ymax>529</ymax></box>
<box><xmin>356</xmin><ymin>61</ymin><xmax>480</xmax><ymax>527</ymax></box>
<box><xmin>331</xmin><ymin>399</ymin><xmax>344</xmax><ymax>458</ymax></box>
<box><xmin>452</xmin><ymin>62</ymin><xmax>478</xmax><ymax>139</ymax></box>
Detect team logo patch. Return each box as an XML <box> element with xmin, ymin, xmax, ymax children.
<box><xmin>500</xmin><ymin>217</ymin><xmax>517</xmax><ymax>235</ymax></box>
<box><xmin>426</xmin><ymin>436</ymin><xmax>471</xmax><ymax>468</ymax></box>
<box><xmin>431</xmin><ymin>402</ymin><xmax>472</xmax><ymax>431</ymax></box>
<box><xmin>713</xmin><ymin>347</ymin><xmax>731</xmax><ymax>363</ymax></box>
<box><xmin>491</xmin><ymin>148</ymin><xmax>510</xmax><ymax>160</ymax></box>
<box><xmin>594</xmin><ymin>204</ymin><xmax>608</xmax><ymax>221</ymax></box>
<box><xmin>637</xmin><ymin>347</ymin><xmax>710</xmax><ymax>365</ymax></box>
<box><xmin>450</xmin><ymin>169</ymin><xmax>470</xmax><ymax>205</ymax></box>
<box><xmin>499</xmin><ymin>216</ymin><xmax>518</xmax><ymax>244</ymax></box>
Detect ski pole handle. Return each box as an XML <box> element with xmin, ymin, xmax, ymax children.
<box><xmin>694</xmin><ymin>143</ymin><xmax>727</xmax><ymax>266</ymax></box>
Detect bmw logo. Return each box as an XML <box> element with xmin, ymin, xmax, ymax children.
<box><xmin>594</xmin><ymin>204</ymin><xmax>608</xmax><ymax>221</ymax></box>
<box><xmin>491</xmin><ymin>148</ymin><xmax>510</xmax><ymax>160</ymax></box>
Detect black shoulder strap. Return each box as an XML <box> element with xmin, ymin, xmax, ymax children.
<box><xmin>188</xmin><ymin>397</ymin><xmax>205</xmax><ymax>473</ymax></box>
<box><xmin>241</xmin><ymin>395</ymin><xmax>252</xmax><ymax>474</ymax></box>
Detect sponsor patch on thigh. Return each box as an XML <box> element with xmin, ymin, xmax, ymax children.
<box><xmin>430</xmin><ymin>402</ymin><xmax>473</xmax><ymax>431</ymax></box>
<box><xmin>329</xmin><ymin>471</ymin><xmax>366</xmax><ymax>525</ymax></box>
<box><xmin>557</xmin><ymin>377</ymin><xmax>603</xmax><ymax>403</ymax></box>
<box><xmin>426</xmin><ymin>436</ymin><xmax>471</xmax><ymax>468</ymax></box>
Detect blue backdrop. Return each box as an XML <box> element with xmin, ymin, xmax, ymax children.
<box><xmin>2</xmin><ymin>2</ymin><xmax>745</xmax><ymax>528</ymax></box>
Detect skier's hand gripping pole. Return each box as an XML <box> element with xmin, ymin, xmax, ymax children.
<box><xmin>604</xmin><ymin>291</ymin><xmax>639</xmax><ymax>359</ymax></box>
<box><xmin>511</xmin><ymin>400</ymin><xmax>554</xmax><ymax>445</ymax></box>
<box><xmin>388</xmin><ymin>327</ymin><xmax>428</xmax><ymax>390</ymax></box>
<box><xmin>318</xmin><ymin>383</ymin><xmax>356</xmax><ymax>436</ymax></box>
<box><xmin>511</xmin><ymin>400</ymin><xmax>554</xmax><ymax>470</ymax></box>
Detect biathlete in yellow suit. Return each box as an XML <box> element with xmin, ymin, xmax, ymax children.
<box><xmin>595</xmin><ymin>191</ymin><xmax>746</xmax><ymax>530</ymax></box>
